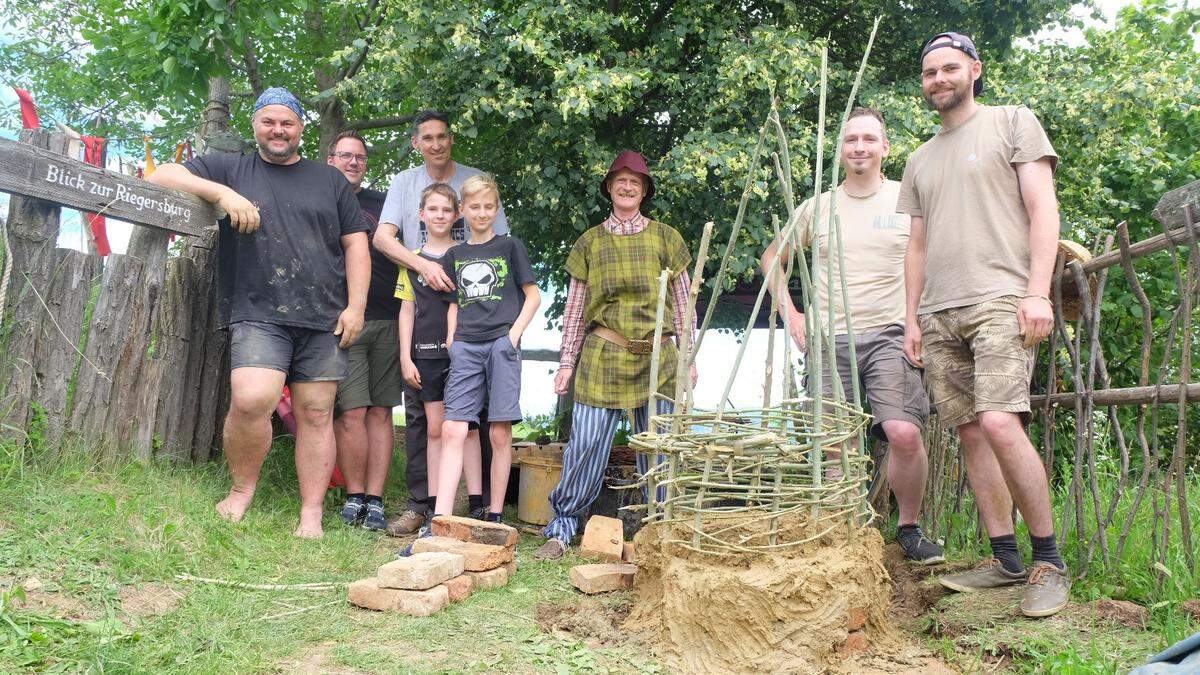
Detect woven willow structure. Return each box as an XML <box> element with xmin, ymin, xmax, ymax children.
<box><xmin>630</xmin><ymin>399</ymin><xmax>872</xmax><ymax>554</ymax></box>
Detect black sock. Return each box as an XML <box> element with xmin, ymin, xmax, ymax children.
<box><xmin>420</xmin><ymin>496</ymin><xmax>435</xmax><ymax>513</ymax></box>
<box><xmin>365</xmin><ymin>495</ymin><xmax>382</xmax><ymax>507</ymax></box>
<box><xmin>989</xmin><ymin>534</ymin><xmax>1025</xmax><ymax>573</ymax></box>
<box><xmin>468</xmin><ymin>494</ymin><xmax>484</xmax><ymax>512</ymax></box>
<box><xmin>1029</xmin><ymin>533</ymin><xmax>1065</xmax><ymax>570</ymax></box>
<box><xmin>348</xmin><ymin>492</ymin><xmax>365</xmax><ymax>503</ymax></box>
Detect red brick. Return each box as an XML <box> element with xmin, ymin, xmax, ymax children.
<box><xmin>431</xmin><ymin>515</ymin><xmax>519</xmax><ymax>548</ymax></box>
<box><xmin>621</xmin><ymin>542</ymin><xmax>636</xmax><ymax>564</ymax></box>
<box><xmin>846</xmin><ymin>606</ymin><xmax>868</xmax><ymax>631</ymax></box>
<box><xmin>347</xmin><ymin>578</ymin><xmax>449</xmax><ymax>616</ymax></box>
<box><xmin>410</xmin><ymin>536</ymin><xmax>513</xmax><ymax>571</ymax></box>
<box><xmin>579</xmin><ymin>516</ymin><xmax>624</xmax><ymax>562</ymax></box>
<box><xmin>569</xmin><ymin>563</ymin><xmax>636</xmax><ymax>594</ymax></box>
<box><xmin>441</xmin><ymin>574</ymin><xmax>474</xmax><ymax>603</ymax></box>
<box><xmin>377</xmin><ymin>551</ymin><xmax>464</xmax><ymax>590</ymax></box>
<box><xmin>502</xmin><ymin>561</ymin><xmax>517</xmax><ymax>579</ymax></box>
<box><xmin>836</xmin><ymin>630</ymin><xmax>870</xmax><ymax>658</ymax></box>
<box><xmin>467</xmin><ymin>566</ymin><xmax>509</xmax><ymax>590</ymax></box>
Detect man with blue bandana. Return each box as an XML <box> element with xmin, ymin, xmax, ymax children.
<box><xmin>149</xmin><ymin>87</ymin><xmax>371</xmax><ymax>538</ymax></box>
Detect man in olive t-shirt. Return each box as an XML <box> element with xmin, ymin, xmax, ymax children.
<box><xmin>761</xmin><ymin>108</ymin><xmax>942</xmax><ymax>566</ymax></box>
<box><xmin>897</xmin><ymin>32</ymin><xmax>1067</xmax><ymax>618</ymax></box>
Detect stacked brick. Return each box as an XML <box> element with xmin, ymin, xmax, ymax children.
<box><xmin>570</xmin><ymin>515</ymin><xmax>638</xmax><ymax>595</ymax></box>
<box><xmin>347</xmin><ymin>516</ymin><xmax>520</xmax><ymax>616</ymax></box>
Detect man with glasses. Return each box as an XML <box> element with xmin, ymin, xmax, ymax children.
<box><xmin>374</xmin><ymin>110</ymin><xmax>510</xmax><ymax>534</ymax></box>
<box><xmin>327</xmin><ymin>130</ymin><xmax>399</xmax><ymax>531</ymax></box>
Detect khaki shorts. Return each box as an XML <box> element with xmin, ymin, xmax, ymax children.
<box><xmin>335</xmin><ymin>319</ymin><xmax>403</xmax><ymax>414</ymax></box>
<box><xmin>919</xmin><ymin>295</ymin><xmax>1034</xmax><ymax>429</ymax></box>
<box><xmin>810</xmin><ymin>324</ymin><xmax>929</xmax><ymax>441</ymax></box>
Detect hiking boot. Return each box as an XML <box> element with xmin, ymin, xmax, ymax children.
<box><xmin>339</xmin><ymin>496</ymin><xmax>366</xmax><ymax>526</ymax></box>
<box><xmin>397</xmin><ymin>522</ymin><xmax>434</xmax><ymax>558</ymax></box>
<box><xmin>467</xmin><ymin>505</ymin><xmax>488</xmax><ymax>521</ymax></box>
<box><xmin>897</xmin><ymin>526</ymin><xmax>946</xmax><ymax>565</ymax></box>
<box><xmin>1020</xmin><ymin>562</ymin><xmax>1070</xmax><ymax>618</ymax></box>
<box><xmin>938</xmin><ymin>558</ymin><xmax>1028</xmax><ymax>593</ymax></box>
<box><xmin>362</xmin><ymin>502</ymin><xmax>387</xmax><ymax>532</ymax></box>
<box><xmin>386</xmin><ymin>509</ymin><xmax>425</xmax><ymax>537</ymax></box>
<box><xmin>534</xmin><ymin>538</ymin><xmax>567</xmax><ymax>561</ymax></box>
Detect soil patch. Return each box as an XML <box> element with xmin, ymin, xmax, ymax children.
<box><xmin>119</xmin><ymin>582</ymin><xmax>183</xmax><ymax>619</ymax></box>
<box><xmin>535</xmin><ymin>596</ymin><xmax>635</xmax><ymax>648</ymax></box>
<box><xmin>624</xmin><ymin>517</ymin><xmax>895</xmax><ymax>674</ymax></box>
<box><xmin>275</xmin><ymin>644</ymin><xmax>372</xmax><ymax>675</ymax></box>
<box><xmin>881</xmin><ymin>542</ymin><xmax>954</xmax><ymax>619</ymax></box>
<box><xmin>9</xmin><ymin>578</ymin><xmax>96</xmax><ymax>621</ymax></box>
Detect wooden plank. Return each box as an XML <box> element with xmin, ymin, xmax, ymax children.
<box><xmin>1030</xmin><ymin>383</ymin><xmax>1200</xmax><ymax>407</ymax></box>
<box><xmin>1153</xmin><ymin>179</ymin><xmax>1200</xmax><ymax>230</ymax></box>
<box><xmin>0</xmin><ymin>136</ymin><xmax>222</xmax><ymax>236</ymax></box>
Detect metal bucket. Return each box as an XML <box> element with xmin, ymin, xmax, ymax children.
<box><xmin>517</xmin><ymin>454</ymin><xmax>563</xmax><ymax>525</ymax></box>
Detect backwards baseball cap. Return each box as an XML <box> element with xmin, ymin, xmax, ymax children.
<box><xmin>254</xmin><ymin>87</ymin><xmax>305</xmax><ymax>121</ymax></box>
<box><xmin>920</xmin><ymin>32</ymin><xmax>984</xmax><ymax>96</ymax></box>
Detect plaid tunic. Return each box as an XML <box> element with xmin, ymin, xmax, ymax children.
<box><xmin>565</xmin><ymin>220</ymin><xmax>692</xmax><ymax>409</ymax></box>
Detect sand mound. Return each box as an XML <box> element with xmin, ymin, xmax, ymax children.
<box><xmin>624</xmin><ymin>516</ymin><xmax>892</xmax><ymax>674</ymax></box>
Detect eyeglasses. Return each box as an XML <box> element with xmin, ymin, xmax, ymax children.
<box><xmin>330</xmin><ymin>151</ymin><xmax>368</xmax><ymax>164</ymax></box>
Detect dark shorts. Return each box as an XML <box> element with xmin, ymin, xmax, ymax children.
<box><xmin>411</xmin><ymin>358</ymin><xmax>451</xmax><ymax>403</ymax></box>
<box><xmin>443</xmin><ymin>336</ymin><xmax>522</xmax><ymax>423</ymax></box>
<box><xmin>810</xmin><ymin>324</ymin><xmax>929</xmax><ymax>441</ymax></box>
<box><xmin>335</xmin><ymin>319</ymin><xmax>403</xmax><ymax>413</ymax></box>
<box><xmin>229</xmin><ymin>320</ymin><xmax>347</xmax><ymax>383</ymax></box>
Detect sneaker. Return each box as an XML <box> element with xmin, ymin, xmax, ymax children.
<box><xmin>938</xmin><ymin>558</ymin><xmax>1028</xmax><ymax>593</ymax></box>
<box><xmin>897</xmin><ymin>526</ymin><xmax>946</xmax><ymax>565</ymax></box>
<box><xmin>398</xmin><ymin>522</ymin><xmax>434</xmax><ymax>558</ymax></box>
<box><xmin>467</xmin><ymin>506</ymin><xmax>488</xmax><ymax>521</ymax></box>
<box><xmin>534</xmin><ymin>538</ymin><xmax>567</xmax><ymax>561</ymax></box>
<box><xmin>386</xmin><ymin>509</ymin><xmax>425</xmax><ymax>537</ymax></box>
<box><xmin>362</xmin><ymin>502</ymin><xmax>387</xmax><ymax>531</ymax></box>
<box><xmin>339</xmin><ymin>497</ymin><xmax>366</xmax><ymax>526</ymax></box>
<box><xmin>1020</xmin><ymin>562</ymin><xmax>1070</xmax><ymax>618</ymax></box>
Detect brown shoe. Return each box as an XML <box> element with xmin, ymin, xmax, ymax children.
<box><xmin>534</xmin><ymin>538</ymin><xmax>567</xmax><ymax>560</ymax></box>
<box><xmin>938</xmin><ymin>558</ymin><xmax>1028</xmax><ymax>593</ymax></box>
<box><xmin>385</xmin><ymin>509</ymin><xmax>425</xmax><ymax>537</ymax></box>
<box><xmin>1020</xmin><ymin>562</ymin><xmax>1070</xmax><ymax>618</ymax></box>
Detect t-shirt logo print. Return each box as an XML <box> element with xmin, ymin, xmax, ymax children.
<box><xmin>456</xmin><ymin>258</ymin><xmax>508</xmax><ymax>304</ymax></box>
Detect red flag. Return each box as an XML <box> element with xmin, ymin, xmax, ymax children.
<box><xmin>13</xmin><ymin>88</ymin><xmax>39</xmax><ymax>129</ymax></box>
<box><xmin>81</xmin><ymin>135</ymin><xmax>111</xmax><ymax>256</ymax></box>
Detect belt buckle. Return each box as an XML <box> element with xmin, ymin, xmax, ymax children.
<box><xmin>626</xmin><ymin>339</ymin><xmax>652</xmax><ymax>355</ymax></box>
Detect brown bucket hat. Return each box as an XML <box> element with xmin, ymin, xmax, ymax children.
<box><xmin>600</xmin><ymin>150</ymin><xmax>655</xmax><ymax>201</ymax></box>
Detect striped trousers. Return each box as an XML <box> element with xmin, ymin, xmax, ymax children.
<box><xmin>543</xmin><ymin>399</ymin><xmax>672</xmax><ymax>543</ymax></box>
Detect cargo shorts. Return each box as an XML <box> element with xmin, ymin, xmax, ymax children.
<box><xmin>814</xmin><ymin>324</ymin><xmax>929</xmax><ymax>441</ymax></box>
<box><xmin>335</xmin><ymin>319</ymin><xmax>403</xmax><ymax>414</ymax></box>
<box><xmin>918</xmin><ymin>295</ymin><xmax>1035</xmax><ymax>429</ymax></box>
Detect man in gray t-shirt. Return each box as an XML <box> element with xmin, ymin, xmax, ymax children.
<box><xmin>374</xmin><ymin>109</ymin><xmax>508</xmax><ymax>535</ymax></box>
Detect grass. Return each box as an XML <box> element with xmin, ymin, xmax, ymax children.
<box><xmin>0</xmin><ymin>436</ymin><xmax>1196</xmax><ymax>673</ymax></box>
<box><xmin>0</xmin><ymin>440</ymin><xmax>659</xmax><ymax>674</ymax></box>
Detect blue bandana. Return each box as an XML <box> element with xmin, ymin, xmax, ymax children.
<box><xmin>254</xmin><ymin>87</ymin><xmax>304</xmax><ymax>120</ymax></box>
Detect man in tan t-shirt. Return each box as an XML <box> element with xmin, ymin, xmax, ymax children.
<box><xmin>898</xmin><ymin>32</ymin><xmax>1067</xmax><ymax>618</ymax></box>
<box><xmin>762</xmin><ymin>108</ymin><xmax>944</xmax><ymax>566</ymax></box>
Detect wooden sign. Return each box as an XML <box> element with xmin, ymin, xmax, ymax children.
<box><xmin>0</xmin><ymin>136</ymin><xmax>222</xmax><ymax>236</ymax></box>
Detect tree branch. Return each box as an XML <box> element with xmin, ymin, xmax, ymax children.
<box><xmin>241</xmin><ymin>34</ymin><xmax>265</xmax><ymax>97</ymax></box>
<box><xmin>344</xmin><ymin>115</ymin><xmax>416</xmax><ymax>132</ymax></box>
<box><xmin>338</xmin><ymin>0</ymin><xmax>383</xmax><ymax>82</ymax></box>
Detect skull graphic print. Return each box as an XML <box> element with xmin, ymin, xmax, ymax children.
<box><xmin>455</xmin><ymin>257</ymin><xmax>509</xmax><ymax>305</ymax></box>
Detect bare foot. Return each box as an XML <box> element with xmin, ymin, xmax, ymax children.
<box><xmin>216</xmin><ymin>488</ymin><xmax>255</xmax><ymax>522</ymax></box>
<box><xmin>294</xmin><ymin>506</ymin><xmax>324</xmax><ymax>539</ymax></box>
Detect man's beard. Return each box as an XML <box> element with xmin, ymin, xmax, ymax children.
<box><xmin>260</xmin><ymin>137</ymin><xmax>300</xmax><ymax>162</ymax></box>
<box><xmin>924</xmin><ymin>83</ymin><xmax>968</xmax><ymax>112</ymax></box>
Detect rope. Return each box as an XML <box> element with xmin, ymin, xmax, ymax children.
<box><xmin>0</xmin><ymin>216</ymin><xmax>11</xmax><ymax>321</ymax></box>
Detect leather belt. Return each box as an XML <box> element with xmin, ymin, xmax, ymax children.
<box><xmin>591</xmin><ymin>326</ymin><xmax>670</xmax><ymax>356</ymax></box>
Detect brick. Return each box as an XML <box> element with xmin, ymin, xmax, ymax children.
<box><xmin>569</xmin><ymin>563</ymin><xmax>636</xmax><ymax>594</ymax></box>
<box><xmin>441</xmin><ymin>574</ymin><xmax>474</xmax><ymax>603</ymax></box>
<box><xmin>579</xmin><ymin>516</ymin><xmax>624</xmax><ymax>562</ymax></box>
<box><xmin>621</xmin><ymin>542</ymin><xmax>636</xmax><ymax>564</ymax></box>
<box><xmin>467</xmin><ymin>566</ymin><xmax>509</xmax><ymax>590</ymax></box>
<box><xmin>431</xmin><ymin>515</ymin><xmax>519</xmax><ymax>548</ymax></box>
<box><xmin>846</xmin><ymin>606</ymin><xmax>868</xmax><ymax>632</ymax></box>
<box><xmin>1182</xmin><ymin>599</ymin><xmax>1200</xmax><ymax>622</ymax></box>
<box><xmin>410</xmin><ymin>536</ymin><xmax>513</xmax><ymax>571</ymax></box>
<box><xmin>501</xmin><ymin>561</ymin><xmax>517</xmax><ymax>580</ymax></box>
<box><xmin>377</xmin><ymin>552</ymin><xmax>465</xmax><ymax>590</ymax></box>
<box><xmin>347</xmin><ymin>578</ymin><xmax>450</xmax><ymax>616</ymax></box>
<box><xmin>836</xmin><ymin>630</ymin><xmax>870</xmax><ymax>658</ymax></box>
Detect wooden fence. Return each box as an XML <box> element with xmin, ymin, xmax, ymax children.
<box><xmin>0</xmin><ymin>129</ymin><xmax>232</xmax><ymax>462</ymax></box>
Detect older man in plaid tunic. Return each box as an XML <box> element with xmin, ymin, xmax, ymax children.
<box><xmin>535</xmin><ymin>150</ymin><xmax>695</xmax><ymax>560</ymax></box>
